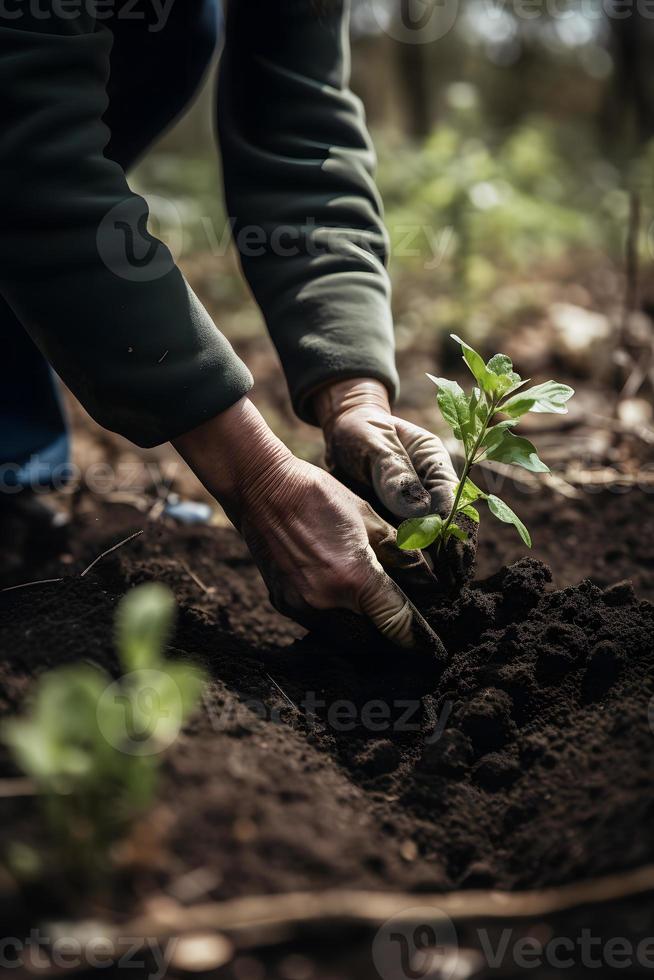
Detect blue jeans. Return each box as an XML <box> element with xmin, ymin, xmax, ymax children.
<box><xmin>1</xmin><ymin>0</ymin><xmax>221</xmax><ymax>489</ymax></box>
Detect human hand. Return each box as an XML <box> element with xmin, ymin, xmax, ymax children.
<box><xmin>314</xmin><ymin>377</ymin><xmax>477</xmax><ymax>588</ymax></box>
<box><xmin>173</xmin><ymin>398</ymin><xmax>445</xmax><ymax>658</ymax></box>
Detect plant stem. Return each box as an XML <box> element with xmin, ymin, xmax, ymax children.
<box><xmin>440</xmin><ymin>454</ymin><xmax>472</xmax><ymax>539</ymax></box>
<box><xmin>440</xmin><ymin>395</ymin><xmax>496</xmax><ymax>539</ymax></box>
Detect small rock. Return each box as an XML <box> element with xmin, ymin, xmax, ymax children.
<box><xmin>169</xmin><ymin>933</ymin><xmax>233</xmax><ymax>972</ymax></box>
<box><xmin>400</xmin><ymin>839</ymin><xmax>419</xmax><ymax>862</ymax></box>
<box><xmin>617</xmin><ymin>397</ymin><xmax>653</xmax><ymax>428</ymax></box>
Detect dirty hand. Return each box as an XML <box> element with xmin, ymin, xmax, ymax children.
<box><xmin>173</xmin><ymin>397</ymin><xmax>443</xmax><ymax>655</ymax></box>
<box><xmin>314</xmin><ymin>377</ymin><xmax>477</xmax><ymax>586</ymax></box>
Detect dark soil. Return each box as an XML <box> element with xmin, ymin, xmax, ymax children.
<box><xmin>1</xmin><ymin>483</ymin><xmax>654</xmax><ymax>928</ymax></box>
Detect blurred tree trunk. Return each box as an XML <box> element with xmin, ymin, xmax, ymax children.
<box><xmin>603</xmin><ymin>19</ymin><xmax>654</xmax><ymax>144</ymax></box>
<box><xmin>394</xmin><ymin>42</ymin><xmax>434</xmax><ymax>139</ymax></box>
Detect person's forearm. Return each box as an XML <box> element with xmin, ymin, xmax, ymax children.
<box><xmin>1</xmin><ymin>14</ymin><xmax>253</xmax><ymax>449</ymax></box>
<box><xmin>218</xmin><ymin>0</ymin><xmax>399</xmax><ymax>425</ymax></box>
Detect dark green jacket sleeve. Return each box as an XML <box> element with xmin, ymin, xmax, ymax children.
<box><xmin>217</xmin><ymin>0</ymin><xmax>399</xmax><ymax>424</ymax></box>
<box><xmin>0</xmin><ymin>15</ymin><xmax>253</xmax><ymax>448</ymax></box>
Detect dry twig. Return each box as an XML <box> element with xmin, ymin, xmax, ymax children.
<box><xmin>79</xmin><ymin>530</ymin><xmax>143</xmax><ymax>578</ymax></box>
<box><xmin>265</xmin><ymin>673</ymin><xmax>299</xmax><ymax>712</ymax></box>
<box><xmin>1</xmin><ymin>577</ymin><xmax>63</xmax><ymax>594</ymax></box>
<box><xmin>180</xmin><ymin>562</ymin><xmax>214</xmax><ymax>595</ymax></box>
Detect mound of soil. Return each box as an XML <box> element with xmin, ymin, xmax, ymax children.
<box><xmin>1</xmin><ymin>497</ymin><xmax>653</xmax><ymax>919</ymax></box>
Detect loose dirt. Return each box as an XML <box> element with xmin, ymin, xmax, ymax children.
<box><xmin>1</xmin><ymin>485</ymin><xmax>653</xmax><ymax>922</ymax></box>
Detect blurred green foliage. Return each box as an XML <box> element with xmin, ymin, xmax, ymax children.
<box><xmin>378</xmin><ymin>108</ymin><xmax>637</xmax><ymax>279</ymax></box>
<box><xmin>133</xmin><ymin>99</ymin><xmax>654</xmax><ymax>351</ymax></box>
<box><xmin>2</xmin><ymin>584</ymin><xmax>205</xmax><ymax>888</ymax></box>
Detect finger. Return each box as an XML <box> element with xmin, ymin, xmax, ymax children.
<box><xmin>247</xmin><ymin>544</ymin><xmax>318</xmax><ymax>632</ymax></box>
<box><xmin>393</xmin><ymin>420</ymin><xmax>478</xmax><ymax>590</ymax></box>
<box><xmin>356</xmin><ymin>555</ymin><xmax>447</xmax><ymax>662</ymax></box>
<box><xmin>363</xmin><ymin>419</ymin><xmax>432</xmax><ymax>519</ymax></box>
<box><xmin>358</xmin><ymin>499</ymin><xmax>439</xmax><ymax>599</ymax></box>
<box><xmin>393</xmin><ymin>418</ymin><xmax>458</xmax><ymax>518</ymax></box>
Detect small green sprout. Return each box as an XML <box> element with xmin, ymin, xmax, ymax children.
<box><xmin>2</xmin><ymin>583</ymin><xmax>205</xmax><ymax>882</ymax></box>
<box><xmin>397</xmin><ymin>334</ymin><xmax>574</xmax><ymax>552</ymax></box>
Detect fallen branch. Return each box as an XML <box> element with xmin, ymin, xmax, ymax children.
<box><xmin>29</xmin><ymin>863</ymin><xmax>654</xmax><ymax>976</ymax></box>
<box><xmin>79</xmin><ymin>530</ymin><xmax>143</xmax><ymax>578</ymax></box>
<box><xmin>585</xmin><ymin>411</ymin><xmax>654</xmax><ymax>446</ymax></box>
<box><xmin>134</xmin><ymin>863</ymin><xmax>654</xmax><ymax>937</ymax></box>
<box><xmin>564</xmin><ymin>467</ymin><xmax>654</xmax><ymax>487</ymax></box>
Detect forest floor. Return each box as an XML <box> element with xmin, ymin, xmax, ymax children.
<box><xmin>1</xmin><ymin>470</ymin><xmax>653</xmax><ymax>977</ymax></box>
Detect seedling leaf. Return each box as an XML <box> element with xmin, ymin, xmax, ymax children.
<box><xmin>502</xmin><ymin>380</ymin><xmax>574</xmax><ymax>417</ymax></box>
<box><xmin>116</xmin><ymin>583</ymin><xmax>176</xmax><ymax>673</ymax></box>
<box><xmin>445</xmin><ymin>523</ymin><xmax>468</xmax><ymax>541</ymax></box>
<box><xmin>397</xmin><ymin>514</ymin><xmax>443</xmax><ymax>550</ymax></box>
<box><xmin>457</xmin><ymin>477</ymin><xmax>486</xmax><ymax>506</ymax></box>
<box><xmin>486</xmin><ymin>354</ymin><xmax>514</xmax><ymax>377</ymax></box>
<box><xmin>450</xmin><ymin>335</ymin><xmax>498</xmax><ymax>396</ymax></box>
<box><xmin>400</xmin><ymin>339</ymin><xmax>571</xmax><ymax>558</ymax></box>
<box><xmin>487</xmin><ymin>494</ymin><xmax>532</xmax><ymax>547</ymax></box>
<box><xmin>484</xmin><ymin>431</ymin><xmax>549</xmax><ymax>473</ymax></box>
<box><xmin>427</xmin><ymin>375</ymin><xmax>470</xmax><ymax>442</ymax></box>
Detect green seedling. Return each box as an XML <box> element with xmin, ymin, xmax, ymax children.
<box><xmin>2</xmin><ymin>583</ymin><xmax>205</xmax><ymax>883</ymax></box>
<box><xmin>397</xmin><ymin>335</ymin><xmax>574</xmax><ymax>552</ymax></box>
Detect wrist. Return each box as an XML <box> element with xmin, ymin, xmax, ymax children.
<box><xmin>313</xmin><ymin>377</ymin><xmax>392</xmax><ymax>431</ymax></box>
<box><xmin>173</xmin><ymin>396</ymin><xmax>293</xmax><ymax>511</ymax></box>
